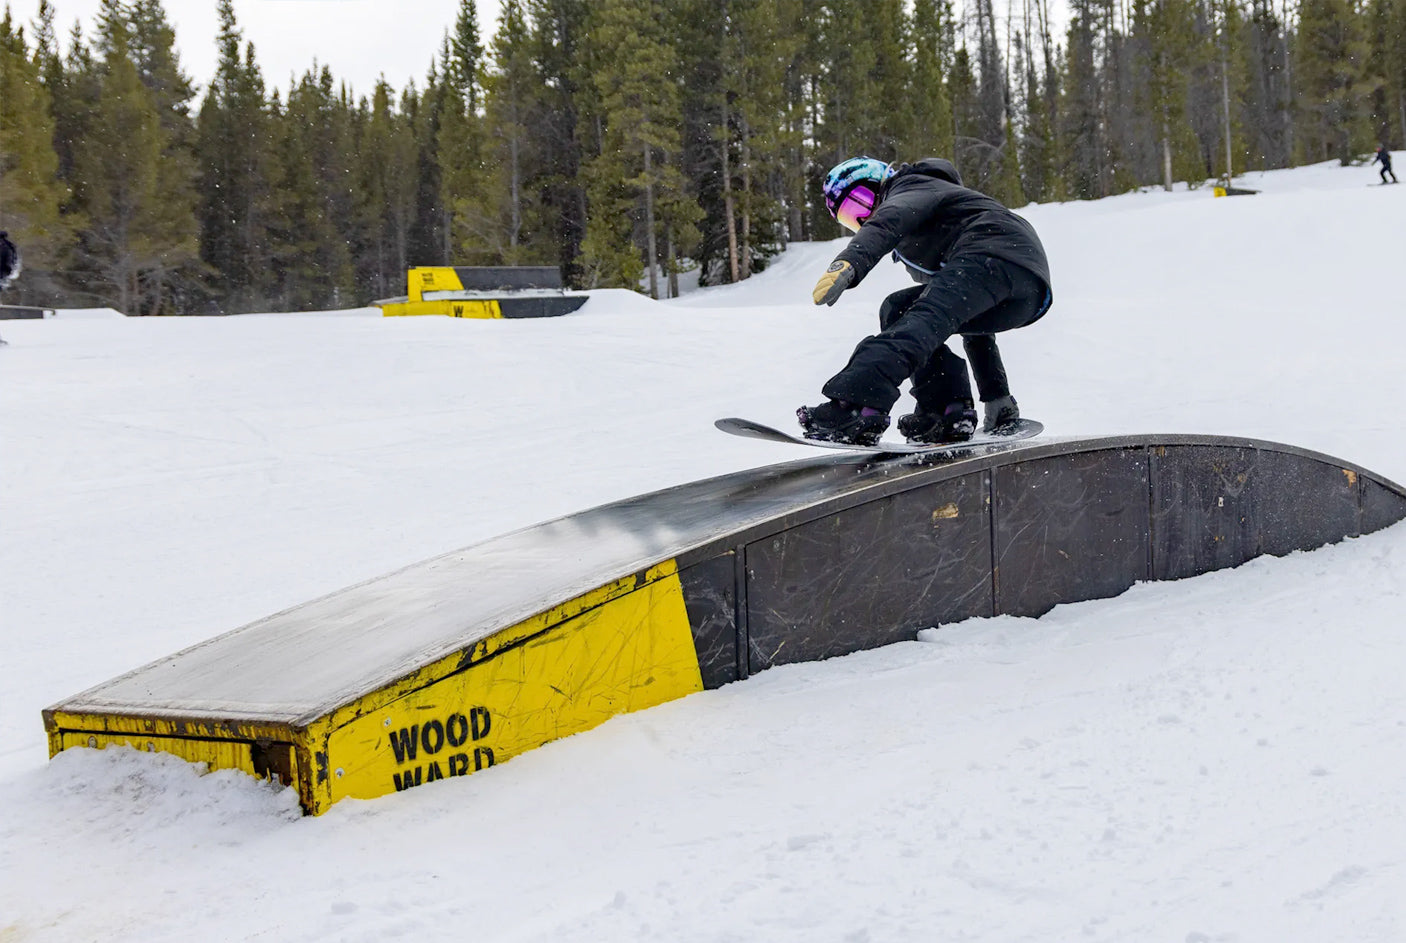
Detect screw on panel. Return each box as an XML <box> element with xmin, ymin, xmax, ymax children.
<box><xmin>88</xmin><ymin>736</ymin><xmax>97</xmax><ymax>748</ymax></box>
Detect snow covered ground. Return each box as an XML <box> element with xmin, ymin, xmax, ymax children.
<box><xmin>3</xmin><ymin>160</ymin><xmax>1406</xmax><ymax>941</ymax></box>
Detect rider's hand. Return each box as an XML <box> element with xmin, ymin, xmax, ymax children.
<box><xmin>812</xmin><ymin>260</ymin><xmax>855</xmax><ymax>306</ymax></box>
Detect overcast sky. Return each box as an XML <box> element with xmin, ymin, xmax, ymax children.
<box><xmin>8</xmin><ymin>0</ymin><xmax>506</xmax><ymax>98</ymax></box>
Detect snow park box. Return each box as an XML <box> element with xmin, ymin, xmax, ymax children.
<box><xmin>374</xmin><ymin>265</ymin><xmax>588</xmax><ymax>319</ymax></box>
<box><xmin>43</xmin><ymin>434</ymin><xmax>1406</xmax><ymax>815</ymax></box>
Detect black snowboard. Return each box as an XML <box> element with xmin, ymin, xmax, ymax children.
<box><xmin>715</xmin><ymin>416</ymin><xmax>1043</xmax><ymax>454</ymax></box>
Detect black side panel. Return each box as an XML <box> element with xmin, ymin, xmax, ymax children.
<box><xmin>1151</xmin><ymin>446</ymin><xmax>1361</xmax><ymax>580</ymax></box>
<box><xmin>453</xmin><ymin>266</ymin><xmax>563</xmax><ymax>290</ymax></box>
<box><xmin>1361</xmin><ymin>476</ymin><xmax>1406</xmax><ymax>536</ymax></box>
<box><xmin>745</xmin><ymin>473</ymin><xmax>991</xmax><ymax>672</ymax></box>
<box><xmin>678</xmin><ymin>555</ymin><xmax>738</xmax><ymax>690</ymax></box>
<box><xmin>993</xmin><ymin>449</ymin><xmax>1151</xmax><ymax>617</ymax></box>
<box><xmin>0</xmin><ymin>305</ymin><xmax>51</xmax><ymax>319</ymax></box>
<box><xmin>497</xmin><ymin>296</ymin><xmax>589</xmax><ymax>319</ymax></box>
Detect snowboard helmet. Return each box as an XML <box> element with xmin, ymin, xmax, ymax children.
<box><xmin>823</xmin><ymin>157</ymin><xmax>894</xmax><ymax>232</ymax></box>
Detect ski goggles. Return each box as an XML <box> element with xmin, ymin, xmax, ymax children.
<box><xmin>833</xmin><ymin>184</ymin><xmax>878</xmax><ymax>232</ymax></box>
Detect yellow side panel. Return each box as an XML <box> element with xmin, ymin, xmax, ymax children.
<box><xmin>58</xmin><ymin>730</ymin><xmax>259</xmax><ymax>777</ymax></box>
<box><xmin>408</xmin><ymin>267</ymin><xmax>465</xmax><ymax>302</ymax></box>
<box><xmin>378</xmin><ymin>299</ymin><xmax>501</xmax><ymax>319</ymax></box>
<box><xmin>447</xmin><ymin>300</ymin><xmax>502</xmax><ymax>319</ymax></box>
<box><xmin>325</xmin><ymin>568</ymin><xmax>703</xmax><ymax>803</ymax></box>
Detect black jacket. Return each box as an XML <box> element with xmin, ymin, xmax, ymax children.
<box><xmin>834</xmin><ymin>158</ymin><xmax>1050</xmax><ymax>288</ymax></box>
<box><xmin>1374</xmin><ymin>149</ymin><xmax>1393</xmax><ymax>170</ymax></box>
<box><xmin>0</xmin><ymin>231</ymin><xmax>17</xmax><ymax>283</ymax></box>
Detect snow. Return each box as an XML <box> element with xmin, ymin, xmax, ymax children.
<box><xmin>3</xmin><ymin>158</ymin><xmax>1406</xmax><ymax>940</ymax></box>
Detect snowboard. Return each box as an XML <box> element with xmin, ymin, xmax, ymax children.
<box><xmin>715</xmin><ymin>416</ymin><xmax>1043</xmax><ymax>454</ymax></box>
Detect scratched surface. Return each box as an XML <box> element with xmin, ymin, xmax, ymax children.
<box><xmin>1150</xmin><ymin>445</ymin><xmax>1361</xmax><ymax>580</ymax></box>
<box><xmin>746</xmin><ymin>473</ymin><xmax>992</xmax><ymax>672</ymax></box>
<box><xmin>50</xmin><ymin>434</ymin><xmax>1406</xmax><ymax>727</ymax></box>
<box><xmin>994</xmin><ymin>448</ymin><xmax>1153</xmax><ymax>618</ymax></box>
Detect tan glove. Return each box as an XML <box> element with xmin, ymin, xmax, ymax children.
<box><xmin>812</xmin><ymin>259</ymin><xmax>855</xmax><ymax>306</ymax></box>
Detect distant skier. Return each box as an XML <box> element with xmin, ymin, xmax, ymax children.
<box><xmin>0</xmin><ymin>230</ymin><xmax>18</xmax><ymax>347</ymax></box>
<box><xmin>797</xmin><ymin>157</ymin><xmax>1053</xmax><ymax>446</ymax></box>
<box><xmin>0</xmin><ymin>231</ymin><xmax>18</xmax><ymax>290</ymax></box>
<box><xmin>1373</xmin><ymin>145</ymin><xmax>1398</xmax><ymax>185</ymax></box>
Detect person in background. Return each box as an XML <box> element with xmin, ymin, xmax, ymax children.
<box><xmin>0</xmin><ymin>230</ymin><xmax>19</xmax><ymax>347</ymax></box>
<box><xmin>1372</xmin><ymin>145</ymin><xmax>1398</xmax><ymax>185</ymax></box>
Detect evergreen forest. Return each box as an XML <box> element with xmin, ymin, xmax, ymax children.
<box><xmin>0</xmin><ymin>0</ymin><xmax>1402</xmax><ymax>314</ymax></box>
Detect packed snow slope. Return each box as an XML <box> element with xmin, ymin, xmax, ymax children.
<box><xmin>3</xmin><ymin>160</ymin><xmax>1406</xmax><ymax>941</ymax></box>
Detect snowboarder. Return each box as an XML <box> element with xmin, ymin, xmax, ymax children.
<box><xmin>797</xmin><ymin>157</ymin><xmax>1053</xmax><ymax>446</ymax></box>
<box><xmin>1373</xmin><ymin>145</ymin><xmax>1398</xmax><ymax>185</ymax></box>
<box><xmin>0</xmin><ymin>231</ymin><xmax>18</xmax><ymax>291</ymax></box>
<box><xmin>0</xmin><ymin>230</ymin><xmax>19</xmax><ymax>347</ymax></box>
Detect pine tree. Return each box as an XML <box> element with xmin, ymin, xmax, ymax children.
<box><xmin>1295</xmin><ymin>0</ymin><xmax>1376</xmax><ymax>164</ymax></box>
<box><xmin>350</xmin><ymin>81</ymin><xmax>419</xmax><ymax>298</ymax></box>
<box><xmin>71</xmin><ymin>9</ymin><xmax>198</xmax><ymax>314</ymax></box>
<box><xmin>712</xmin><ymin>0</ymin><xmax>800</xmax><ymax>280</ymax></box>
<box><xmin>1207</xmin><ymin>0</ymin><xmax>1255</xmax><ymax>179</ymax></box>
<box><xmin>1061</xmin><ymin>0</ymin><xmax>1111</xmax><ymax>198</ymax></box>
<box><xmin>269</xmin><ymin>67</ymin><xmax>356</xmax><ymax>309</ymax></box>
<box><xmin>449</xmin><ymin>0</ymin><xmax>485</xmax><ymax>112</ymax></box>
<box><xmin>46</xmin><ymin>20</ymin><xmax>102</xmax><ymax>203</ymax></box>
<box><xmin>774</xmin><ymin>0</ymin><xmax>817</xmax><ymax>245</ymax></box>
<box><xmin>1016</xmin><ymin>0</ymin><xmax>1063</xmax><ymax>201</ymax></box>
<box><xmin>197</xmin><ymin>0</ymin><xmax>277</xmax><ymax>311</ymax></box>
<box><xmin>128</xmin><ymin>0</ymin><xmax>193</xmax><ymax>140</ymax></box>
<box><xmin>669</xmin><ymin>0</ymin><xmax>734</xmax><ymax>283</ymax></box>
<box><xmin>525</xmin><ymin>0</ymin><xmax>594</xmax><ymax>283</ymax></box>
<box><xmin>468</xmin><ymin>0</ymin><xmax>538</xmax><ymax>263</ymax></box>
<box><xmin>959</xmin><ymin>0</ymin><xmax>1025</xmax><ymax>202</ymax></box>
<box><xmin>814</xmin><ymin>0</ymin><xmax>904</xmax><ymax>165</ymax></box>
<box><xmin>0</xmin><ymin>9</ymin><xmax>73</xmax><ymax>301</ymax></box>
<box><xmin>1364</xmin><ymin>0</ymin><xmax>1397</xmax><ymax>144</ymax></box>
<box><xmin>1242</xmin><ymin>0</ymin><xmax>1293</xmax><ymax>168</ymax></box>
<box><xmin>123</xmin><ymin>0</ymin><xmax>200</xmax><ymax>310</ymax></box>
<box><xmin>1133</xmin><ymin>0</ymin><xmax>1202</xmax><ymax>188</ymax></box>
<box><xmin>579</xmin><ymin>0</ymin><xmax>695</xmax><ymax>294</ymax></box>
<box><xmin>436</xmin><ymin>10</ymin><xmax>484</xmax><ymax>264</ymax></box>
<box><xmin>1388</xmin><ymin>0</ymin><xmax>1406</xmax><ymax>143</ymax></box>
<box><xmin>908</xmin><ymin>0</ymin><xmax>958</xmax><ymax>159</ymax></box>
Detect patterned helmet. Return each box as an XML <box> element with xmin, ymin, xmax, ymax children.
<box><xmin>823</xmin><ymin>157</ymin><xmax>894</xmax><ymax>232</ymax></box>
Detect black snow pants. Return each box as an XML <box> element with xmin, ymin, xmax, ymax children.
<box><xmin>822</xmin><ymin>256</ymin><xmax>1051</xmax><ymax>413</ymax></box>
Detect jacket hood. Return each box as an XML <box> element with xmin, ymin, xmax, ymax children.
<box><xmin>893</xmin><ymin>158</ymin><xmax>963</xmax><ymax>187</ymax></box>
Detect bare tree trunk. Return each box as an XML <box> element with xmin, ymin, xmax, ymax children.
<box><xmin>1281</xmin><ymin>0</ymin><xmax>1294</xmax><ymax>160</ymax></box>
<box><xmin>152</xmin><ymin>266</ymin><xmax>166</xmax><ymax>316</ymax></box>
<box><xmin>721</xmin><ymin>93</ymin><xmax>739</xmax><ymax>283</ymax></box>
<box><xmin>509</xmin><ymin>128</ymin><xmax>522</xmax><ymax>251</ymax></box>
<box><xmin>643</xmin><ymin>143</ymin><xmax>659</xmax><ymax>300</ymax></box>
<box><xmin>740</xmin><ymin>120</ymin><xmax>752</xmax><ymax>281</ymax></box>
<box><xmin>1398</xmin><ymin>90</ymin><xmax>1405</xmax><ymax>148</ymax></box>
<box><xmin>1163</xmin><ymin>117</ymin><xmax>1174</xmax><ymax>190</ymax></box>
<box><xmin>1222</xmin><ymin>43</ymin><xmax>1234</xmax><ymax>179</ymax></box>
<box><xmin>666</xmin><ymin>225</ymin><xmax>678</xmax><ymax>299</ymax></box>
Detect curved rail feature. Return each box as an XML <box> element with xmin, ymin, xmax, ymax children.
<box><xmin>45</xmin><ymin>434</ymin><xmax>1406</xmax><ymax>813</ymax></box>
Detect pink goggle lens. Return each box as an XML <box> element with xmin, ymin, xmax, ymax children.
<box><xmin>835</xmin><ymin>186</ymin><xmax>877</xmax><ymax>232</ymax></box>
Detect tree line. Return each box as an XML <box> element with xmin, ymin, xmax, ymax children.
<box><xmin>0</xmin><ymin>0</ymin><xmax>1402</xmax><ymax>314</ymax></box>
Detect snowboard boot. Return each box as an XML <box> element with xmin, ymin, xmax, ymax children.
<box><xmin>897</xmin><ymin>400</ymin><xmax>977</xmax><ymax>444</ymax></box>
<box><xmin>981</xmin><ymin>394</ymin><xmax>1020</xmax><ymax>433</ymax></box>
<box><xmin>796</xmin><ymin>399</ymin><xmax>890</xmax><ymax>446</ymax></box>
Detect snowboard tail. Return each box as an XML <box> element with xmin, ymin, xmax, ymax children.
<box><xmin>715</xmin><ymin>416</ymin><xmax>1043</xmax><ymax>454</ymax></box>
